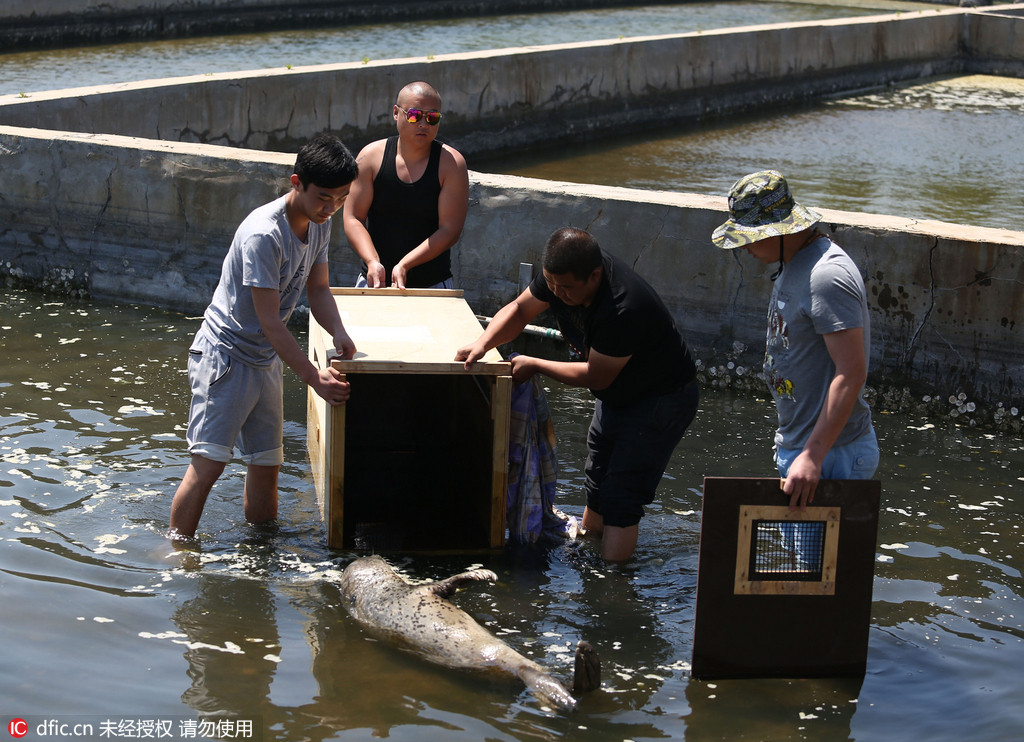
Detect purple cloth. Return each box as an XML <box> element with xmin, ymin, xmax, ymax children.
<box><xmin>506</xmin><ymin>370</ymin><xmax>576</xmax><ymax>544</ymax></box>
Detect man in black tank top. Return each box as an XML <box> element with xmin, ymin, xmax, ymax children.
<box><xmin>343</xmin><ymin>81</ymin><xmax>469</xmax><ymax>289</ymax></box>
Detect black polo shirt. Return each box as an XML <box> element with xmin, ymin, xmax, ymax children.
<box><xmin>529</xmin><ymin>251</ymin><xmax>696</xmax><ymax>408</ymax></box>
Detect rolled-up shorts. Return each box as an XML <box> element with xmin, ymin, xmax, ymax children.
<box><xmin>185</xmin><ymin>343</ymin><xmax>284</xmax><ymax>466</ymax></box>
<box><xmin>584</xmin><ymin>379</ymin><xmax>699</xmax><ymax>528</ymax></box>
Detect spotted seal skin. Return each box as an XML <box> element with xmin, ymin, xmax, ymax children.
<box><xmin>340</xmin><ymin>555</ymin><xmax>596</xmax><ymax>710</ymax></box>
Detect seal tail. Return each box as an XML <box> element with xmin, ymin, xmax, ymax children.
<box><xmin>518</xmin><ymin>641</ymin><xmax>601</xmax><ymax>710</ymax></box>
<box><xmin>572</xmin><ymin>640</ymin><xmax>601</xmax><ymax>694</ymax></box>
<box><xmin>519</xmin><ymin>667</ymin><xmax>577</xmax><ymax>711</ymax></box>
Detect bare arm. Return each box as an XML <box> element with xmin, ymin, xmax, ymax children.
<box><xmin>456</xmin><ymin>287</ymin><xmax>630</xmax><ymax>388</ymax></box>
<box><xmin>305</xmin><ymin>263</ymin><xmax>355</xmax><ymax>359</ymax></box>
<box><xmin>391</xmin><ymin>146</ymin><xmax>470</xmax><ymax>288</ymax></box>
<box><xmin>455</xmin><ymin>288</ymin><xmax>547</xmax><ymax>367</ymax></box>
<box><xmin>250</xmin><ymin>285</ymin><xmax>351</xmax><ymax>406</ymax></box>
<box><xmin>509</xmin><ymin>349</ymin><xmax>630</xmax><ymax>388</ymax></box>
<box><xmin>783</xmin><ymin>327</ymin><xmax>867</xmax><ymax>508</ymax></box>
<box><xmin>342</xmin><ymin>141</ymin><xmax>386</xmax><ymax>287</ymax></box>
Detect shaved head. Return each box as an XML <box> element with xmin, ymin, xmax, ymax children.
<box><xmin>397</xmin><ymin>81</ymin><xmax>441</xmax><ymax>107</ymax></box>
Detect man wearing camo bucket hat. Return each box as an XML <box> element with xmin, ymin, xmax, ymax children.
<box><xmin>713</xmin><ymin>170</ymin><xmax>878</xmax><ymax>511</ymax></box>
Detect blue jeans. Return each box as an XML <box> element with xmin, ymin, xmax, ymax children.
<box><xmin>775</xmin><ymin>427</ymin><xmax>879</xmax><ymax>565</ymax></box>
<box><xmin>774</xmin><ymin>427</ymin><xmax>880</xmax><ymax>481</ymax></box>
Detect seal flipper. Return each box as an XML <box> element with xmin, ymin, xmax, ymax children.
<box><xmin>519</xmin><ymin>667</ymin><xmax>577</xmax><ymax>710</ymax></box>
<box><xmin>430</xmin><ymin>568</ymin><xmax>498</xmax><ymax>598</ymax></box>
<box><xmin>572</xmin><ymin>640</ymin><xmax>601</xmax><ymax>694</ymax></box>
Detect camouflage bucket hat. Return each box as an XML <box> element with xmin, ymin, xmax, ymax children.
<box><xmin>711</xmin><ymin>170</ymin><xmax>821</xmax><ymax>250</ymax></box>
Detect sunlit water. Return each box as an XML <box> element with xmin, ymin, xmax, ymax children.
<box><xmin>2</xmin><ymin>289</ymin><xmax>1022</xmax><ymax>740</ymax></box>
<box><xmin>0</xmin><ymin>2</ymin><xmax>889</xmax><ymax>95</ymax></box>
<box><xmin>481</xmin><ymin>74</ymin><xmax>1024</xmax><ymax>232</ymax></box>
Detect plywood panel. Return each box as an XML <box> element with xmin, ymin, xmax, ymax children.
<box><xmin>311</xmin><ymin>288</ymin><xmax>507</xmax><ymax>374</ymax></box>
<box><xmin>692</xmin><ymin>477</ymin><xmax>881</xmax><ymax>679</ymax></box>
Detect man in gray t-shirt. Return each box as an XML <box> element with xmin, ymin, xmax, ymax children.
<box><xmin>712</xmin><ymin>170</ymin><xmax>878</xmax><ymax>510</ymax></box>
<box><xmin>169</xmin><ymin>134</ymin><xmax>359</xmax><ymax>540</ymax></box>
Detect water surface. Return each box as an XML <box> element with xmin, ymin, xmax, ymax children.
<box><xmin>1</xmin><ymin>289</ymin><xmax>1021</xmax><ymax>740</ymax></box>
<box><xmin>0</xmin><ymin>2</ymin><xmax>893</xmax><ymax>95</ymax></box>
<box><xmin>482</xmin><ymin>74</ymin><xmax>1024</xmax><ymax>232</ymax></box>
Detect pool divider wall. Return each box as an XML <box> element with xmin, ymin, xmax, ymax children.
<box><xmin>1</xmin><ymin>7</ymin><xmax>1023</xmax><ymax>405</ymax></box>
<box><xmin>0</xmin><ymin>127</ymin><xmax>295</xmax><ymax>307</ymax></box>
<box><xmin>463</xmin><ymin>172</ymin><xmax>1024</xmax><ymax>406</ymax></box>
<box><xmin>0</xmin><ymin>8</ymin><xmax>987</xmax><ymax>157</ymax></box>
<box><xmin>2</xmin><ymin>125</ymin><xmax>1021</xmax><ymax>407</ymax></box>
<box><xmin>966</xmin><ymin>5</ymin><xmax>1024</xmax><ymax>78</ymax></box>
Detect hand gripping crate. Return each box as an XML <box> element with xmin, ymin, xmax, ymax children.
<box><xmin>306</xmin><ymin>288</ymin><xmax>512</xmax><ymax>550</ymax></box>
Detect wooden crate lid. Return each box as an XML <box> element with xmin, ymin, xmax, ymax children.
<box><xmin>315</xmin><ymin>288</ymin><xmax>509</xmax><ymax>375</ymax></box>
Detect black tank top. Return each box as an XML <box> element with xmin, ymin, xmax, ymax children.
<box><xmin>363</xmin><ymin>136</ymin><xmax>449</xmax><ymax>288</ymax></box>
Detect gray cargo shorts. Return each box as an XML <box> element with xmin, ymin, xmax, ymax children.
<box><xmin>185</xmin><ymin>343</ymin><xmax>284</xmax><ymax>466</ymax></box>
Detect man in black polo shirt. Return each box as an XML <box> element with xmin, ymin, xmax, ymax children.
<box><xmin>456</xmin><ymin>227</ymin><xmax>698</xmax><ymax>561</ymax></box>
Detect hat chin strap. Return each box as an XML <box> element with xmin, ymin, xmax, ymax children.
<box><xmin>769</xmin><ymin>236</ymin><xmax>784</xmax><ymax>281</ymax></box>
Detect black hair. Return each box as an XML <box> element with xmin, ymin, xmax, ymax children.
<box><xmin>542</xmin><ymin>227</ymin><xmax>603</xmax><ymax>280</ymax></box>
<box><xmin>293</xmin><ymin>133</ymin><xmax>358</xmax><ymax>189</ymax></box>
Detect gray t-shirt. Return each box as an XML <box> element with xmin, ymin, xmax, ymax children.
<box><xmin>194</xmin><ymin>194</ymin><xmax>330</xmax><ymax>366</ymax></box>
<box><xmin>763</xmin><ymin>235</ymin><xmax>873</xmax><ymax>450</ymax></box>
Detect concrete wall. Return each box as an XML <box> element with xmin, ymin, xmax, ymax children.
<box><xmin>1</xmin><ymin>7</ymin><xmax>1023</xmax><ymax>409</ymax></box>
<box><xmin>0</xmin><ymin>129</ymin><xmax>292</xmax><ymax>307</ymax></box>
<box><xmin>966</xmin><ymin>4</ymin><xmax>1024</xmax><ymax>74</ymax></box>
<box><xmin>464</xmin><ymin>173</ymin><xmax>1024</xmax><ymax>404</ymax></box>
<box><xmin>3</xmin><ymin>126</ymin><xmax>1023</xmax><ymax>408</ymax></box>
<box><xmin>0</xmin><ymin>9</ymin><xmax>974</xmax><ymax>158</ymax></box>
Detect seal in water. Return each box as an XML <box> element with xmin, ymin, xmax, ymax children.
<box><xmin>340</xmin><ymin>555</ymin><xmax>600</xmax><ymax>709</ymax></box>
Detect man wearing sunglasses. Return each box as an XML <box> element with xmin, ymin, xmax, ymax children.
<box><xmin>344</xmin><ymin>81</ymin><xmax>469</xmax><ymax>289</ymax></box>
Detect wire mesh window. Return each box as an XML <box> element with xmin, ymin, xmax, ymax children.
<box><xmin>750</xmin><ymin>519</ymin><xmax>826</xmax><ymax>580</ymax></box>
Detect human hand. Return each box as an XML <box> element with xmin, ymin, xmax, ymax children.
<box><xmin>332</xmin><ymin>330</ymin><xmax>356</xmax><ymax>360</ymax></box>
<box><xmin>391</xmin><ymin>262</ymin><xmax>408</xmax><ymax>290</ymax></box>
<box><xmin>455</xmin><ymin>342</ymin><xmax>486</xmax><ymax>369</ymax></box>
<box><xmin>314</xmin><ymin>367</ymin><xmax>351</xmax><ymax>406</ymax></box>
<box><xmin>781</xmin><ymin>451</ymin><xmax>821</xmax><ymax>510</ymax></box>
<box><xmin>510</xmin><ymin>354</ymin><xmax>537</xmax><ymax>383</ymax></box>
<box><xmin>366</xmin><ymin>261</ymin><xmax>386</xmax><ymax>288</ymax></box>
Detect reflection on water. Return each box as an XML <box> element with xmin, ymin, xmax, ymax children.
<box><xmin>0</xmin><ymin>2</ymin><xmax>889</xmax><ymax>95</ymax></box>
<box><xmin>1</xmin><ymin>289</ymin><xmax>1022</xmax><ymax>740</ymax></box>
<box><xmin>482</xmin><ymin>74</ymin><xmax>1024</xmax><ymax>232</ymax></box>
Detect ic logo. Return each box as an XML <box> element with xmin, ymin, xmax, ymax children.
<box><xmin>8</xmin><ymin>719</ymin><xmax>28</xmax><ymax>739</ymax></box>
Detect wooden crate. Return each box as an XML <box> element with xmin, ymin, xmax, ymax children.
<box><xmin>306</xmin><ymin>288</ymin><xmax>512</xmax><ymax>550</ymax></box>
